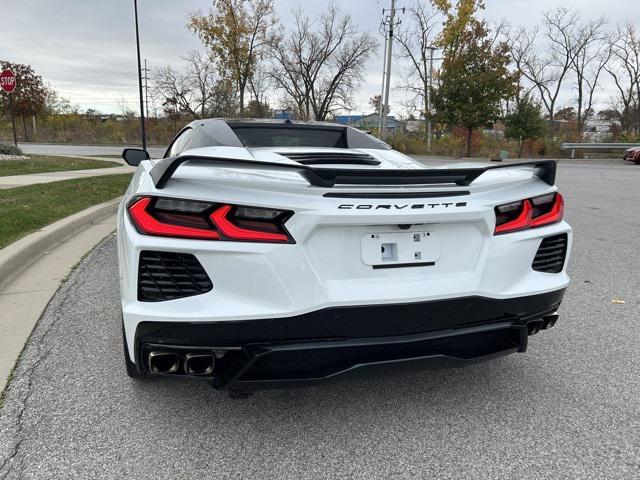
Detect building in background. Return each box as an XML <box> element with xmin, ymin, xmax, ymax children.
<box><xmin>273</xmin><ymin>109</ymin><xmax>296</xmax><ymax>121</ymax></box>
<box><xmin>334</xmin><ymin>113</ymin><xmax>397</xmax><ymax>132</ymax></box>
<box><xmin>583</xmin><ymin>119</ymin><xmax>622</xmax><ymax>142</ymax></box>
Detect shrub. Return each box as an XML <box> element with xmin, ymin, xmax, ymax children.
<box><xmin>387</xmin><ymin>132</ymin><xmax>468</xmax><ymax>157</ymax></box>
<box><xmin>387</xmin><ymin>133</ymin><xmax>428</xmax><ymax>155</ymax></box>
<box><xmin>0</xmin><ymin>143</ymin><xmax>23</xmax><ymax>156</ymax></box>
<box><xmin>431</xmin><ymin>134</ymin><xmax>466</xmax><ymax>157</ymax></box>
<box><xmin>616</xmin><ymin>131</ymin><xmax>640</xmax><ymax>144</ymax></box>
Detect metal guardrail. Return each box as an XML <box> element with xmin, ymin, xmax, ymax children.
<box><xmin>560</xmin><ymin>143</ymin><xmax>640</xmax><ymax>158</ymax></box>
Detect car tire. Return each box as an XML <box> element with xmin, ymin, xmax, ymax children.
<box><xmin>122</xmin><ymin>318</ymin><xmax>147</xmax><ymax>380</ymax></box>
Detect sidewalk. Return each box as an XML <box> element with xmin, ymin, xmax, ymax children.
<box><xmin>0</xmin><ymin>165</ymin><xmax>134</xmax><ymax>189</ymax></box>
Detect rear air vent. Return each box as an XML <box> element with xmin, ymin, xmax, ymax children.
<box><xmin>280</xmin><ymin>152</ymin><xmax>380</xmax><ymax>166</ymax></box>
<box><xmin>138</xmin><ymin>251</ymin><xmax>212</xmax><ymax>302</ymax></box>
<box><xmin>532</xmin><ymin>234</ymin><xmax>567</xmax><ymax>273</ymax></box>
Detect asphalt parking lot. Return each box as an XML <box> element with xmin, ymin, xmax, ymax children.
<box><xmin>0</xmin><ymin>161</ymin><xmax>639</xmax><ymax>479</ymax></box>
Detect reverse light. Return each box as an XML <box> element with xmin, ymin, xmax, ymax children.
<box><xmin>128</xmin><ymin>196</ymin><xmax>294</xmax><ymax>243</ymax></box>
<box><xmin>494</xmin><ymin>193</ymin><xmax>564</xmax><ymax>235</ymax></box>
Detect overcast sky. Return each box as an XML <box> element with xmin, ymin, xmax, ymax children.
<box><xmin>2</xmin><ymin>0</ymin><xmax>639</xmax><ymax>116</ymax></box>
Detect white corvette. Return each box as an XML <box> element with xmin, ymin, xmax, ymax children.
<box><xmin>118</xmin><ymin>119</ymin><xmax>571</xmax><ymax>389</ymax></box>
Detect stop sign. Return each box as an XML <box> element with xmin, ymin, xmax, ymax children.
<box><xmin>0</xmin><ymin>69</ymin><xmax>17</xmax><ymax>93</ymax></box>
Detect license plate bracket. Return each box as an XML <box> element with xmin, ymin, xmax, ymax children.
<box><xmin>361</xmin><ymin>231</ymin><xmax>440</xmax><ymax>267</ymax></box>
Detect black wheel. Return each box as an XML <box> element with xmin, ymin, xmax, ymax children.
<box><xmin>122</xmin><ymin>318</ymin><xmax>147</xmax><ymax>380</ymax></box>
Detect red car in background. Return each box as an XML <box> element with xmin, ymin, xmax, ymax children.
<box><xmin>623</xmin><ymin>147</ymin><xmax>640</xmax><ymax>164</ymax></box>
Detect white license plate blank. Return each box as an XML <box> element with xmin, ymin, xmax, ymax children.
<box><xmin>361</xmin><ymin>231</ymin><xmax>440</xmax><ymax>267</ymax></box>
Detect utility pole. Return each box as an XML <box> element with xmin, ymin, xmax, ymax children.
<box><xmin>9</xmin><ymin>95</ymin><xmax>17</xmax><ymax>147</ymax></box>
<box><xmin>426</xmin><ymin>46</ymin><xmax>436</xmax><ymax>153</ymax></box>
<box><xmin>1</xmin><ymin>69</ymin><xmax>18</xmax><ymax>146</ymax></box>
<box><xmin>378</xmin><ymin>28</ymin><xmax>388</xmax><ymax>135</ymax></box>
<box><xmin>380</xmin><ymin>1</ymin><xmax>403</xmax><ymax>140</ymax></box>
<box><xmin>142</xmin><ymin>58</ymin><xmax>150</xmax><ymax>120</ymax></box>
<box><xmin>134</xmin><ymin>0</ymin><xmax>147</xmax><ymax>150</ymax></box>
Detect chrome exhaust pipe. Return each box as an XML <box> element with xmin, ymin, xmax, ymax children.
<box><xmin>184</xmin><ymin>353</ymin><xmax>215</xmax><ymax>376</ymax></box>
<box><xmin>542</xmin><ymin>313</ymin><xmax>559</xmax><ymax>330</ymax></box>
<box><xmin>148</xmin><ymin>351</ymin><xmax>179</xmax><ymax>374</ymax></box>
<box><xmin>527</xmin><ymin>321</ymin><xmax>543</xmax><ymax>336</ymax></box>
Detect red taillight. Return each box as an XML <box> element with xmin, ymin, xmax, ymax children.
<box><xmin>210</xmin><ymin>205</ymin><xmax>290</xmax><ymax>242</ymax></box>
<box><xmin>494</xmin><ymin>200</ymin><xmax>532</xmax><ymax>234</ymax></box>
<box><xmin>530</xmin><ymin>193</ymin><xmax>564</xmax><ymax>228</ymax></box>
<box><xmin>128</xmin><ymin>197</ymin><xmax>220</xmax><ymax>240</ymax></box>
<box><xmin>494</xmin><ymin>193</ymin><xmax>564</xmax><ymax>235</ymax></box>
<box><xmin>128</xmin><ymin>196</ymin><xmax>294</xmax><ymax>243</ymax></box>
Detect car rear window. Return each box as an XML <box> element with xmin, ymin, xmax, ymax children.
<box><xmin>231</xmin><ymin>127</ymin><xmax>347</xmax><ymax>148</ymax></box>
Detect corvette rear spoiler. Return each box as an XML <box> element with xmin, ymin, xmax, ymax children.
<box><xmin>149</xmin><ymin>156</ymin><xmax>556</xmax><ymax>189</ymax></box>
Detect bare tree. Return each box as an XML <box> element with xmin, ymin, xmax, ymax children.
<box><xmin>154</xmin><ymin>52</ymin><xmax>235</xmax><ymax>119</ymax></box>
<box><xmin>394</xmin><ymin>2</ymin><xmax>441</xmax><ymax>145</ymax></box>
<box><xmin>570</xmin><ymin>17</ymin><xmax>610</xmax><ymax>132</ymax></box>
<box><xmin>269</xmin><ymin>5</ymin><xmax>377</xmax><ymax>120</ymax></box>
<box><xmin>268</xmin><ymin>11</ymin><xmax>312</xmax><ymax>118</ymax></box>
<box><xmin>606</xmin><ymin>23</ymin><xmax>640</xmax><ymax>132</ymax></box>
<box><xmin>184</xmin><ymin>51</ymin><xmax>219</xmax><ymax>118</ymax></box>
<box><xmin>509</xmin><ymin>8</ymin><xmax>578</xmax><ymax>128</ymax></box>
<box><xmin>206</xmin><ymin>78</ymin><xmax>239</xmax><ymax>117</ymax></box>
<box><xmin>506</xmin><ymin>26</ymin><xmax>537</xmax><ymax>101</ymax></box>
<box><xmin>246</xmin><ymin>68</ymin><xmax>272</xmax><ymax>117</ymax></box>
<box><xmin>153</xmin><ymin>64</ymin><xmax>201</xmax><ymax>119</ymax></box>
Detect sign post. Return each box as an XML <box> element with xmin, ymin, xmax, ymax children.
<box><xmin>1</xmin><ymin>69</ymin><xmax>18</xmax><ymax>147</ymax></box>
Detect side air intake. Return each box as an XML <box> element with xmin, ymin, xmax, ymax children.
<box><xmin>138</xmin><ymin>251</ymin><xmax>213</xmax><ymax>302</ymax></box>
<box><xmin>532</xmin><ymin>234</ymin><xmax>568</xmax><ymax>273</ymax></box>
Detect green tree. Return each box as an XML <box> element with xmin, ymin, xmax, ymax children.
<box><xmin>431</xmin><ymin>2</ymin><xmax>518</xmax><ymax>157</ymax></box>
<box><xmin>434</xmin><ymin>0</ymin><xmax>484</xmax><ymax>55</ymax></box>
<box><xmin>0</xmin><ymin>61</ymin><xmax>49</xmax><ymax>140</ymax></box>
<box><xmin>505</xmin><ymin>96</ymin><xmax>547</xmax><ymax>157</ymax></box>
<box><xmin>188</xmin><ymin>0</ymin><xmax>275</xmax><ymax>117</ymax></box>
<box><xmin>245</xmin><ymin>99</ymin><xmax>270</xmax><ymax>118</ymax></box>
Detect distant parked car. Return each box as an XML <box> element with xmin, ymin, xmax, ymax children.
<box><xmin>623</xmin><ymin>147</ymin><xmax>640</xmax><ymax>164</ymax></box>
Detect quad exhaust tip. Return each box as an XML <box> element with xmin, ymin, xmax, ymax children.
<box><xmin>528</xmin><ymin>322</ymin><xmax>542</xmax><ymax>336</ymax></box>
<box><xmin>148</xmin><ymin>351</ymin><xmax>180</xmax><ymax>374</ymax></box>
<box><xmin>184</xmin><ymin>353</ymin><xmax>215</xmax><ymax>376</ymax></box>
<box><xmin>146</xmin><ymin>349</ymin><xmax>220</xmax><ymax>376</ymax></box>
<box><xmin>528</xmin><ymin>313</ymin><xmax>559</xmax><ymax>336</ymax></box>
<box><xmin>542</xmin><ymin>313</ymin><xmax>559</xmax><ymax>330</ymax></box>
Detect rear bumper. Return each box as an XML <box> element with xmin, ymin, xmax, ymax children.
<box><xmin>133</xmin><ymin>289</ymin><xmax>565</xmax><ymax>389</ymax></box>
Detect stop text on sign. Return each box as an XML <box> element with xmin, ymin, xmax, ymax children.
<box><xmin>0</xmin><ymin>70</ymin><xmax>17</xmax><ymax>93</ymax></box>
<box><xmin>0</xmin><ymin>77</ymin><xmax>15</xmax><ymax>88</ymax></box>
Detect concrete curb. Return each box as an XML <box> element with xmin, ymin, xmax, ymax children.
<box><xmin>0</xmin><ymin>197</ymin><xmax>121</xmax><ymax>291</ymax></box>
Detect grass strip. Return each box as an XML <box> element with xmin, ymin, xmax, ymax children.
<box><xmin>0</xmin><ymin>174</ymin><xmax>131</xmax><ymax>248</ymax></box>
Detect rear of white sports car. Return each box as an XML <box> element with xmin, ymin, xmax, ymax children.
<box><xmin>117</xmin><ymin>120</ymin><xmax>571</xmax><ymax>389</ymax></box>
